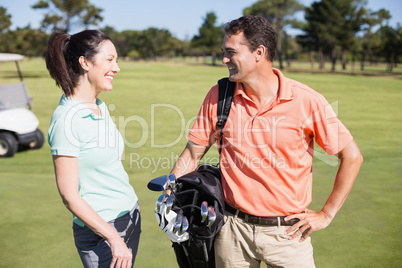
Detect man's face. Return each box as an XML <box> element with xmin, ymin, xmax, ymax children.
<box><xmin>221</xmin><ymin>32</ymin><xmax>257</xmax><ymax>83</ymax></box>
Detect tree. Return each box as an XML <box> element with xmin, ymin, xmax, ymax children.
<box><xmin>0</xmin><ymin>7</ymin><xmax>12</xmax><ymax>52</ymax></box>
<box><xmin>282</xmin><ymin>32</ymin><xmax>301</xmax><ymax>67</ymax></box>
<box><xmin>358</xmin><ymin>8</ymin><xmax>391</xmax><ymax>70</ymax></box>
<box><xmin>142</xmin><ymin>28</ymin><xmax>181</xmax><ymax>59</ymax></box>
<box><xmin>32</xmin><ymin>0</ymin><xmax>103</xmax><ymax>33</ymax></box>
<box><xmin>243</xmin><ymin>0</ymin><xmax>304</xmax><ymax>69</ymax></box>
<box><xmin>377</xmin><ymin>8</ymin><xmax>391</xmax><ymax>27</ymax></box>
<box><xmin>0</xmin><ymin>7</ymin><xmax>12</xmax><ymax>33</ymax></box>
<box><xmin>100</xmin><ymin>27</ymin><xmax>185</xmax><ymax>60</ymax></box>
<box><xmin>378</xmin><ymin>24</ymin><xmax>401</xmax><ymax>72</ymax></box>
<box><xmin>0</xmin><ymin>26</ymin><xmax>49</xmax><ymax>56</ymax></box>
<box><xmin>0</xmin><ymin>7</ymin><xmax>49</xmax><ymax>56</ymax></box>
<box><xmin>191</xmin><ymin>12</ymin><xmax>224</xmax><ymax>65</ymax></box>
<box><xmin>338</xmin><ymin>0</ymin><xmax>367</xmax><ymax>70</ymax></box>
<box><xmin>299</xmin><ymin>0</ymin><xmax>367</xmax><ymax>71</ymax></box>
<box><xmin>297</xmin><ymin>1</ymin><xmax>331</xmax><ymax>69</ymax></box>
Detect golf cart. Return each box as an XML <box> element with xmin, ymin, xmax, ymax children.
<box><xmin>0</xmin><ymin>53</ymin><xmax>44</xmax><ymax>157</ymax></box>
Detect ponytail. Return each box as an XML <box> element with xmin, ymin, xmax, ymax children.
<box><xmin>45</xmin><ymin>32</ymin><xmax>75</xmax><ymax>96</ymax></box>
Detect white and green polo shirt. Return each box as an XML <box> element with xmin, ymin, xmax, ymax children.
<box><xmin>48</xmin><ymin>95</ymin><xmax>138</xmax><ymax>226</ymax></box>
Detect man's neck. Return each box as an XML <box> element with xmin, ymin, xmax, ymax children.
<box><xmin>241</xmin><ymin>67</ymin><xmax>279</xmax><ymax>109</ymax></box>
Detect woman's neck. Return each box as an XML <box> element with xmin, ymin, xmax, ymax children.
<box><xmin>71</xmin><ymin>86</ymin><xmax>101</xmax><ymax>115</ymax></box>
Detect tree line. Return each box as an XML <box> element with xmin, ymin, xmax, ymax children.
<box><xmin>0</xmin><ymin>0</ymin><xmax>401</xmax><ymax>72</ymax></box>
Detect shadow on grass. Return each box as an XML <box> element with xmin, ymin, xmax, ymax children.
<box><xmin>180</xmin><ymin>61</ymin><xmax>402</xmax><ymax>77</ymax></box>
<box><xmin>283</xmin><ymin>67</ymin><xmax>402</xmax><ymax>78</ymax></box>
<box><xmin>0</xmin><ymin>70</ymin><xmax>49</xmax><ymax>80</ymax></box>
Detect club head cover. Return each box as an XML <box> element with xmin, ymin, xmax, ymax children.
<box><xmin>148</xmin><ymin>175</ymin><xmax>169</xmax><ymax>191</ymax></box>
<box><xmin>154</xmin><ymin>200</ymin><xmax>189</xmax><ymax>243</ymax></box>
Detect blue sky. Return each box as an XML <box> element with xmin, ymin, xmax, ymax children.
<box><xmin>1</xmin><ymin>0</ymin><xmax>401</xmax><ymax>40</ymax></box>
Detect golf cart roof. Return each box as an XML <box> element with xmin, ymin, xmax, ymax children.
<box><xmin>0</xmin><ymin>53</ymin><xmax>24</xmax><ymax>62</ymax></box>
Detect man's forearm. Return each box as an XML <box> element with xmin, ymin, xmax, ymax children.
<box><xmin>283</xmin><ymin>140</ymin><xmax>363</xmax><ymax>242</ymax></box>
<box><xmin>321</xmin><ymin>140</ymin><xmax>363</xmax><ymax>220</ymax></box>
<box><xmin>171</xmin><ymin>141</ymin><xmax>210</xmax><ymax>178</ymax></box>
<box><xmin>171</xmin><ymin>154</ymin><xmax>200</xmax><ymax>178</ymax></box>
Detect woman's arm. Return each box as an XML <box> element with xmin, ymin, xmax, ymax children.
<box><xmin>52</xmin><ymin>155</ymin><xmax>132</xmax><ymax>268</ymax></box>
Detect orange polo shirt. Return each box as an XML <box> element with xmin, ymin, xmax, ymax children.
<box><xmin>188</xmin><ymin>68</ymin><xmax>353</xmax><ymax>217</ymax></box>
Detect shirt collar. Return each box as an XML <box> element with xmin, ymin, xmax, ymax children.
<box><xmin>59</xmin><ymin>94</ymin><xmax>105</xmax><ymax>120</ymax></box>
<box><xmin>273</xmin><ymin>68</ymin><xmax>293</xmax><ymax>101</ymax></box>
<box><xmin>233</xmin><ymin>68</ymin><xmax>293</xmax><ymax>102</ymax></box>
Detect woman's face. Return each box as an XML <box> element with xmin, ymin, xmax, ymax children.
<box><xmin>86</xmin><ymin>40</ymin><xmax>120</xmax><ymax>93</ymax></box>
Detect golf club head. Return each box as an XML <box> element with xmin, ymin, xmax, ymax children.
<box><xmin>201</xmin><ymin>201</ymin><xmax>208</xmax><ymax>223</ymax></box>
<box><xmin>207</xmin><ymin>207</ymin><xmax>216</xmax><ymax>227</ymax></box>
<box><xmin>166</xmin><ymin>195</ymin><xmax>174</xmax><ymax>214</ymax></box>
<box><xmin>156</xmin><ymin>193</ymin><xmax>167</xmax><ymax>213</ymax></box>
<box><xmin>181</xmin><ymin>216</ymin><xmax>189</xmax><ymax>233</ymax></box>
<box><xmin>168</xmin><ymin>173</ymin><xmax>176</xmax><ymax>190</ymax></box>
<box><xmin>173</xmin><ymin>213</ymin><xmax>182</xmax><ymax>234</ymax></box>
<box><xmin>147</xmin><ymin>175</ymin><xmax>169</xmax><ymax>191</ymax></box>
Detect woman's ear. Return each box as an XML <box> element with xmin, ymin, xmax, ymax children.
<box><xmin>79</xmin><ymin>56</ymin><xmax>90</xmax><ymax>71</ymax></box>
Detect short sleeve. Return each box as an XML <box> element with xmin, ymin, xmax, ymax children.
<box><xmin>188</xmin><ymin>85</ymin><xmax>219</xmax><ymax>146</ymax></box>
<box><xmin>48</xmin><ymin>108</ymin><xmax>80</xmax><ymax>157</ymax></box>
<box><xmin>311</xmin><ymin>94</ymin><xmax>353</xmax><ymax>155</ymax></box>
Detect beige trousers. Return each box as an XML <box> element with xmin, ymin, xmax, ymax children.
<box><xmin>214</xmin><ymin>214</ymin><xmax>315</xmax><ymax>268</ymax></box>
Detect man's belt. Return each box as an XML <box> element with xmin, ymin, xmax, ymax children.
<box><xmin>225</xmin><ymin>202</ymin><xmax>300</xmax><ymax>226</ymax></box>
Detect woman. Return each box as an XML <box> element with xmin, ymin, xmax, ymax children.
<box><xmin>46</xmin><ymin>30</ymin><xmax>140</xmax><ymax>268</ymax></box>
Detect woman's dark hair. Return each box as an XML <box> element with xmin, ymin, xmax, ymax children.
<box><xmin>224</xmin><ymin>15</ymin><xmax>277</xmax><ymax>62</ymax></box>
<box><xmin>45</xmin><ymin>30</ymin><xmax>111</xmax><ymax>96</ymax></box>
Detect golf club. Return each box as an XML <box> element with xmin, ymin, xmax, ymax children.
<box><xmin>174</xmin><ymin>213</ymin><xmax>183</xmax><ymax>234</ymax></box>
<box><xmin>156</xmin><ymin>193</ymin><xmax>167</xmax><ymax>213</ymax></box>
<box><xmin>168</xmin><ymin>173</ymin><xmax>176</xmax><ymax>190</ymax></box>
<box><xmin>181</xmin><ymin>216</ymin><xmax>189</xmax><ymax>234</ymax></box>
<box><xmin>201</xmin><ymin>201</ymin><xmax>208</xmax><ymax>223</ymax></box>
<box><xmin>166</xmin><ymin>195</ymin><xmax>174</xmax><ymax>214</ymax></box>
<box><xmin>207</xmin><ymin>207</ymin><xmax>216</xmax><ymax>227</ymax></box>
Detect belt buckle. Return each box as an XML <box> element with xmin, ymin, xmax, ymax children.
<box><xmin>245</xmin><ymin>214</ymin><xmax>249</xmax><ymax>222</ymax></box>
<box><xmin>258</xmin><ymin>217</ymin><xmax>261</xmax><ymax>224</ymax></box>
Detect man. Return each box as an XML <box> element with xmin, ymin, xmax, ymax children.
<box><xmin>171</xmin><ymin>15</ymin><xmax>363</xmax><ymax>268</ymax></box>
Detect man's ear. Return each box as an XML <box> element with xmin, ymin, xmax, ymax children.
<box><xmin>255</xmin><ymin>45</ymin><xmax>266</xmax><ymax>62</ymax></box>
<box><xmin>79</xmin><ymin>56</ymin><xmax>90</xmax><ymax>71</ymax></box>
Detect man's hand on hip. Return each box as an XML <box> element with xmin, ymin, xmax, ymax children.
<box><xmin>283</xmin><ymin>209</ymin><xmax>332</xmax><ymax>243</ymax></box>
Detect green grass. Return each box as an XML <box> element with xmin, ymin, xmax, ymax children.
<box><xmin>0</xmin><ymin>58</ymin><xmax>401</xmax><ymax>267</ymax></box>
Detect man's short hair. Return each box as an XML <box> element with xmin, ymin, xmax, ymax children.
<box><xmin>224</xmin><ymin>15</ymin><xmax>277</xmax><ymax>62</ymax></box>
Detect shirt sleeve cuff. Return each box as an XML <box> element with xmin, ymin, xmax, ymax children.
<box><xmin>187</xmin><ymin>132</ymin><xmax>211</xmax><ymax>147</ymax></box>
<box><xmin>326</xmin><ymin>135</ymin><xmax>354</xmax><ymax>155</ymax></box>
<box><xmin>50</xmin><ymin>149</ymin><xmax>79</xmax><ymax>157</ymax></box>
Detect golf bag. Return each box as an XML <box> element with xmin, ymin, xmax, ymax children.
<box><xmin>171</xmin><ymin>164</ymin><xmax>224</xmax><ymax>268</ymax></box>
<box><xmin>171</xmin><ymin>78</ymin><xmax>235</xmax><ymax>268</ymax></box>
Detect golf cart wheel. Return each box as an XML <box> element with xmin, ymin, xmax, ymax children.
<box><xmin>29</xmin><ymin>129</ymin><xmax>44</xmax><ymax>149</ymax></box>
<box><xmin>0</xmin><ymin>132</ymin><xmax>18</xmax><ymax>157</ymax></box>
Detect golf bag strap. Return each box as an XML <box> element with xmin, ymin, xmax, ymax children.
<box><xmin>216</xmin><ymin>78</ymin><xmax>235</xmax><ymax>155</ymax></box>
